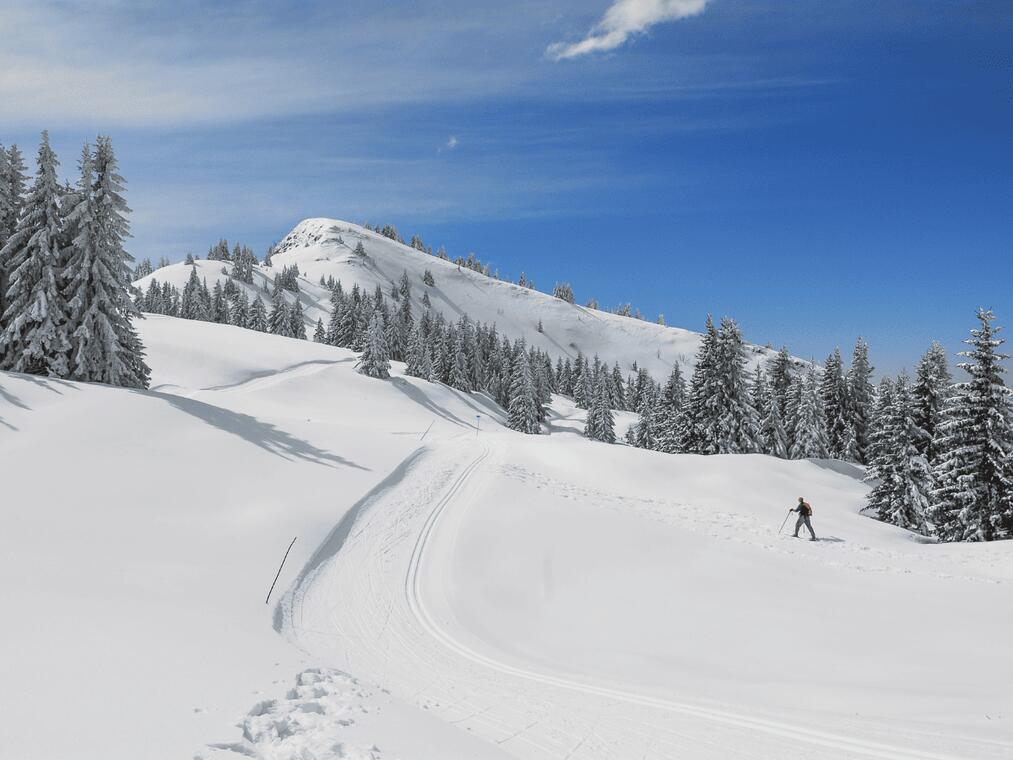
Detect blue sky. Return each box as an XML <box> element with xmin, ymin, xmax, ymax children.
<box><xmin>1</xmin><ymin>0</ymin><xmax>1010</xmax><ymax>374</ymax></box>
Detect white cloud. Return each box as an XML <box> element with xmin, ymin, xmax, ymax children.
<box><xmin>445</xmin><ymin>136</ymin><xmax>459</xmax><ymax>150</ymax></box>
<box><xmin>548</xmin><ymin>0</ymin><xmax>712</xmax><ymax>60</ymax></box>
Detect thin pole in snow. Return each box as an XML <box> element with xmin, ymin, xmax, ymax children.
<box><xmin>777</xmin><ymin>509</ymin><xmax>793</xmax><ymax>536</ymax></box>
<box><xmin>420</xmin><ymin>419</ymin><xmax>435</xmax><ymax>441</ymax></box>
<box><xmin>265</xmin><ymin>536</ymin><xmax>298</xmax><ymax>605</ymax></box>
<box><xmin>475</xmin><ymin>415</ymin><xmax>481</xmax><ymax>437</ymax></box>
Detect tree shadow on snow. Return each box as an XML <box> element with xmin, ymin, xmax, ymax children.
<box><xmin>140</xmin><ymin>390</ymin><xmax>369</xmax><ymax>470</ymax></box>
<box><xmin>389</xmin><ymin>377</ymin><xmax>470</xmax><ymax>428</ymax></box>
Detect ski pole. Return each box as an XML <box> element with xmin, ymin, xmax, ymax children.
<box><xmin>777</xmin><ymin>509</ymin><xmax>793</xmax><ymax>535</ymax></box>
<box><xmin>265</xmin><ymin>536</ymin><xmax>297</xmax><ymax>605</ymax></box>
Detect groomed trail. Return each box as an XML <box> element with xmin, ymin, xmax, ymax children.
<box><xmin>279</xmin><ymin>435</ymin><xmax>1009</xmax><ymax>760</ymax></box>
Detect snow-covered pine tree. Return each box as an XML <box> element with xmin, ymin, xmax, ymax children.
<box><xmin>0</xmin><ymin>144</ymin><xmax>28</xmax><ymax>328</ymax></box>
<box><xmin>656</xmin><ymin>363</ymin><xmax>686</xmax><ymax>453</ymax></box>
<box><xmin>211</xmin><ymin>281</ymin><xmax>229</xmax><ymax>323</ymax></box>
<box><xmin>269</xmin><ymin>289</ymin><xmax>291</xmax><ymax>336</ymax></box>
<box><xmin>912</xmin><ymin>341</ymin><xmax>951</xmax><ymax>463</ymax></box>
<box><xmin>386</xmin><ymin>306</ymin><xmax>408</xmax><ymax>361</ymax></box>
<box><xmin>62</xmin><ymin>138</ymin><xmax>150</xmax><ymax>387</ymax></box>
<box><xmin>867</xmin><ymin>372</ymin><xmax>932</xmax><ymax>534</ymax></box>
<box><xmin>757</xmin><ymin>370</ymin><xmax>789</xmax><ymax>458</ymax></box>
<box><xmin>405</xmin><ymin>322</ymin><xmax>426</xmax><ymax>378</ymax></box>
<box><xmin>679</xmin><ymin>315</ymin><xmax>720</xmax><ymax>453</ymax></box>
<box><xmin>423</xmin><ymin>269</ymin><xmax>435</xmax><ymax>287</ymax></box>
<box><xmin>789</xmin><ymin>365</ymin><xmax>830</xmax><ymax>459</ymax></box>
<box><xmin>399</xmin><ymin>269</ymin><xmax>411</xmax><ymax>300</ymax></box>
<box><xmin>846</xmin><ymin>338</ymin><xmax>875</xmax><ymax>463</ymax></box>
<box><xmin>356</xmin><ymin>311</ymin><xmax>390</xmax><ymax>379</ymax></box>
<box><xmin>633</xmin><ymin>384</ymin><xmax>661</xmax><ymax>450</ymax></box>
<box><xmin>820</xmin><ymin>348</ymin><xmax>849</xmax><ymax>458</ymax></box>
<box><xmin>231</xmin><ymin>289</ymin><xmax>250</xmax><ymax>328</ymax></box>
<box><xmin>507</xmin><ymin>347</ymin><xmax>540</xmax><ymax>434</ymax></box>
<box><xmin>289</xmin><ymin>300</ymin><xmax>307</xmax><ymax>339</ymax></box>
<box><xmin>0</xmin><ymin>132</ymin><xmax>71</xmax><ymax>375</ymax></box>
<box><xmin>711</xmin><ymin>317</ymin><xmax>759</xmax><ymax>454</ymax></box>
<box><xmin>583</xmin><ymin>372</ymin><xmax>616</xmax><ymax>443</ymax></box>
<box><xmin>867</xmin><ymin>377</ymin><xmax>895</xmax><ymax>471</ymax></box>
<box><xmin>930</xmin><ymin>309</ymin><xmax>1013</xmax><ymax>541</ymax></box>
<box><xmin>249</xmin><ymin>295</ymin><xmax>268</xmax><ymax>332</ymax></box>
<box><xmin>313</xmin><ymin>318</ymin><xmax>325</xmax><ymax>342</ymax></box>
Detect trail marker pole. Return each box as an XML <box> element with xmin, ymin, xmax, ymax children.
<box><xmin>476</xmin><ymin>415</ymin><xmax>481</xmax><ymax>437</ymax></box>
<box><xmin>265</xmin><ymin>536</ymin><xmax>298</xmax><ymax>605</ymax></box>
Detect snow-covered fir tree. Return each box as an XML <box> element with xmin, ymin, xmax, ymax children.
<box><xmin>679</xmin><ymin>315</ymin><xmax>720</xmax><ymax>453</ymax></box>
<box><xmin>820</xmin><ymin>348</ymin><xmax>850</xmax><ymax>458</ymax></box>
<box><xmin>357</xmin><ymin>311</ymin><xmax>391</xmax><ymax>379</ymax></box>
<box><xmin>757</xmin><ymin>369</ymin><xmax>789</xmax><ymax>458</ymax></box>
<box><xmin>656</xmin><ymin>363</ymin><xmax>686</xmax><ymax>453</ymax></box>
<box><xmin>507</xmin><ymin>347</ymin><xmax>540</xmax><ymax>434</ymax></box>
<box><xmin>61</xmin><ymin>137</ymin><xmax>149</xmax><ymax>388</ymax></box>
<box><xmin>866</xmin><ymin>371</ymin><xmax>932</xmax><ymax>534</ymax></box>
<box><xmin>0</xmin><ymin>132</ymin><xmax>71</xmax><ymax>375</ymax></box>
<box><xmin>846</xmin><ymin>338</ymin><xmax>875</xmax><ymax>463</ymax></box>
<box><xmin>789</xmin><ymin>365</ymin><xmax>830</xmax><ymax>459</ymax></box>
<box><xmin>930</xmin><ymin>309</ymin><xmax>1013</xmax><ymax>542</ymax></box>
<box><xmin>583</xmin><ymin>372</ymin><xmax>616</xmax><ymax>443</ymax></box>
<box><xmin>249</xmin><ymin>295</ymin><xmax>268</xmax><ymax>332</ymax></box>
<box><xmin>289</xmin><ymin>300</ymin><xmax>307</xmax><ymax>340</ymax></box>
<box><xmin>269</xmin><ymin>288</ymin><xmax>291</xmax><ymax>336</ymax></box>
<box><xmin>710</xmin><ymin>317</ymin><xmax>759</xmax><ymax>454</ymax></box>
<box><xmin>313</xmin><ymin>318</ymin><xmax>325</xmax><ymax>342</ymax></box>
<box><xmin>912</xmin><ymin>341</ymin><xmax>951</xmax><ymax>463</ymax></box>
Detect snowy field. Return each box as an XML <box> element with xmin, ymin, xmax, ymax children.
<box><xmin>3</xmin><ymin>314</ymin><xmax>1012</xmax><ymax>759</ymax></box>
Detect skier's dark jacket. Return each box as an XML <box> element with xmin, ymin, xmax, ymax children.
<box><xmin>794</xmin><ymin>501</ymin><xmax>813</xmax><ymax>517</ymax></box>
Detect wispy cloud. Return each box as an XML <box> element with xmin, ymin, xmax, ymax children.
<box><xmin>439</xmin><ymin>135</ymin><xmax>460</xmax><ymax>152</ymax></box>
<box><xmin>548</xmin><ymin>0</ymin><xmax>712</xmax><ymax>60</ymax></box>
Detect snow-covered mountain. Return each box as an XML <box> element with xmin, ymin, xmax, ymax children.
<box><xmin>135</xmin><ymin>218</ymin><xmax>785</xmax><ymax>379</ymax></box>
<box><xmin>4</xmin><ymin>313</ymin><xmax>1013</xmax><ymax>760</ymax></box>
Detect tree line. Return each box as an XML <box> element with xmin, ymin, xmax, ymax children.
<box><xmin>0</xmin><ymin>132</ymin><xmax>148</xmax><ymax>387</ymax></box>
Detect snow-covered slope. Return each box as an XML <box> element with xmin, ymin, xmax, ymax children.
<box><xmin>135</xmin><ymin>218</ymin><xmax>785</xmax><ymax>378</ymax></box>
<box><xmin>4</xmin><ymin>314</ymin><xmax>1012</xmax><ymax>759</ymax></box>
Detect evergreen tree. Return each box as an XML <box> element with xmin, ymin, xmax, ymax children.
<box><xmin>789</xmin><ymin>366</ymin><xmax>830</xmax><ymax>459</ymax></box>
<box><xmin>211</xmin><ymin>281</ymin><xmax>229</xmax><ymax>323</ymax></box>
<box><xmin>846</xmin><ymin>338</ymin><xmax>875</xmax><ymax>463</ymax></box>
<box><xmin>0</xmin><ymin>144</ymin><xmax>28</xmax><ymax>327</ymax></box>
<box><xmin>357</xmin><ymin>312</ymin><xmax>391</xmax><ymax>379</ymax></box>
<box><xmin>633</xmin><ymin>384</ymin><xmax>661</xmax><ymax>451</ymax></box>
<box><xmin>710</xmin><ymin>317</ymin><xmax>759</xmax><ymax>454</ymax></box>
<box><xmin>867</xmin><ymin>372</ymin><xmax>932</xmax><ymax>534</ymax></box>
<box><xmin>679</xmin><ymin>315</ymin><xmax>720</xmax><ymax>453</ymax></box>
<box><xmin>757</xmin><ymin>371</ymin><xmax>789</xmax><ymax>458</ymax></box>
<box><xmin>930</xmin><ymin>309</ymin><xmax>1013</xmax><ymax>541</ymax></box>
<box><xmin>62</xmin><ymin>138</ymin><xmax>149</xmax><ymax>387</ymax></box>
<box><xmin>656</xmin><ymin>363</ymin><xmax>686</xmax><ymax>453</ymax></box>
<box><xmin>269</xmin><ymin>289</ymin><xmax>291</xmax><ymax>336</ymax></box>
<box><xmin>507</xmin><ymin>348</ymin><xmax>540</xmax><ymax>434</ymax></box>
<box><xmin>0</xmin><ymin>132</ymin><xmax>71</xmax><ymax>375</ymax></box>
<box><xmin>313</xmin><ymin>318</ymin><xmax>325</xmax><ymax>342</ymax></box>
<box><xmin>821</xmin><ymin>348</ymin><xmax>849</xmax><ymax>458</ymax></box>
<box><xmin>289</xmin><ymin>300</ymin><xmax>307</xmax><ymax>339</ymax></box>
<box><xmin>231</xmin><ymin>290</ymin><xmax>250</xmax><ymax>328</ymax></box>
<box><xmin>583</xmin><ymin>373</ymin><xmax>616</xmax><ymax>443</ymax></box>
<box><xmin>249</xmin><ymin>295</ymin><xmax>268</xmax><ymax>332</ymax></box>
<box><xmin>912</xmin><ymin>341</ymin><xmax>951</xmax><ymax>463</ymax></box>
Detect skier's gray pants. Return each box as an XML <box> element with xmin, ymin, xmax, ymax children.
<box><xmin>795</xmin><ymin>515</ymin><xmax>816</xmax><ymax>539</ymax></box>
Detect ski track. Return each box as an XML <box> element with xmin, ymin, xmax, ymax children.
<box><xmin>283</xmin><ymin>437</ymin><xmax>1010</xmax><ymax>760</ymax></box>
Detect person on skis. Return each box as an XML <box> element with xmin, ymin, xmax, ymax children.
<box><xmin>792</xmin><ymin>497</ymin><xmax>817</xmax><ymax>541</ymax></box>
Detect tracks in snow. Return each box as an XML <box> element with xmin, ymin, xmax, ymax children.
<box><xmin>284</xmin><ymin>438</ymin><xmax>1002</xmax><ymax>760</ymax></box>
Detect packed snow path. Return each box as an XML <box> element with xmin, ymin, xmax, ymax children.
<box><xmin>280</xmin><ymin>436</ymin><xmax>1012</xmax><ymax>760</ymax></box>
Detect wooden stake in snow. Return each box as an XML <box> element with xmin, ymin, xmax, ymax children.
<box><xmin>265</xmin><ymin>536</ymin><xmax>298</xmax><ymax>605</ymax></box>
